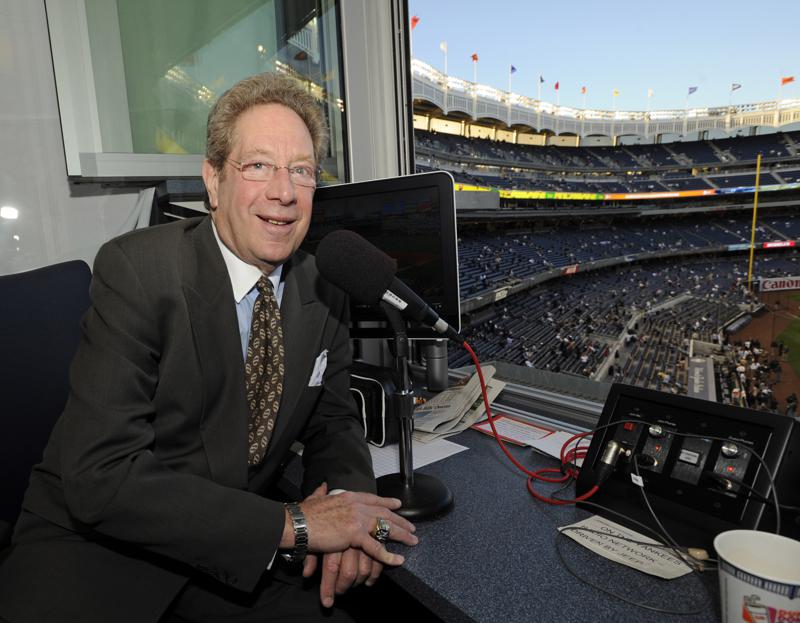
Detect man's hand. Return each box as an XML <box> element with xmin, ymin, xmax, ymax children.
<box><xmin>281</xmin><ymin>482</ymin><xmax>418</xmax><ymax>564</ymax></box>
<box><xmin>303</xmin><ymin>548</ymin><xmax>383</xmax><ymax>608</ymax></box>
<box><xmin>283</xmin><ymin>482</ymin><xmax>418</xmax><ymax>607</ymax></box>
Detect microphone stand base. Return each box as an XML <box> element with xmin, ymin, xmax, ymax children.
<box><xmin>376</xmin><ymin>473</ymin><xmax>454</xmax><ymax>521</ymax></box>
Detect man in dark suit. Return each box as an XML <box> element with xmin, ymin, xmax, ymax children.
<box><xmin>0</xmin><ymin>73</ymin><xmax>417</xmax><ymax>623</ymax></box>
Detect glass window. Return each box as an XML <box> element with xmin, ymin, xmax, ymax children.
<box><xmin>82</xmin><ymin>0</ymin><xmax>346</xmax><ymax>182</ymax></box>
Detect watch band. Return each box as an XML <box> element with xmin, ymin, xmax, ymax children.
<box><xmin>283</xmin><ymin>502</ymin><xmax>308</xmax><ymax>563</ymax></box>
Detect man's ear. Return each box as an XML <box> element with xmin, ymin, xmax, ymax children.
<box><xmin>202</xmin><ymin>159</ymin><xmax>219</xmax><ymax>211</ymax></box>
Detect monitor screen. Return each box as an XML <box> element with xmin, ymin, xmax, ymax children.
<box><xmin>303</xmin><ymin>171</ymin><xmax>460</xmax><ymax>338</ymax></box>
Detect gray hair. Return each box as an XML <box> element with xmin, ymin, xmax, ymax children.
<box><xmin>205</xmin><ymin>73</ymin><xmax>328</xmax><ymax>175</ymax></box>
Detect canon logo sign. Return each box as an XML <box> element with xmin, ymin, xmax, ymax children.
<box><xmin>761</xmin><ymin>276</ymin><xmax>800</xmax><ymax>291</ymax></box>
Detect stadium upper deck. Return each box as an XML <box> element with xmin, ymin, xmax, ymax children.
<box><xmin>415</xmin><ymin>129</ymin><xmax>800</xmax><ymax>205</ymax></box>
<box><xmin>412</xmin><ymin>59</ymin><xmax>800</xmax><ymax>144</ymax></box>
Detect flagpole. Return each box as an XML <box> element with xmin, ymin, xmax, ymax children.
<box><xmin>581</xmin><ymin>90</ymin><xmax>586</xmax><ymax>137</ymax></box>
<box><xmin>683</xmin><ymin>92</ymin><xmax>689</xmax><ymax>138</ymax></box>
<box><xmin>409</xmin><ymin>16</ymin><xmax>419</xmax><ymax>58</ymax></box>
<box><xmin>441</xmin><ymin>43</ymin><xmax>448</xmax><ymax>115</ymax></box>
<box><xmin>507</xmin><ymin>68</ymin><xmax>512</xmax><ymax>127</ymax></box>
<box><xmin>472</xmin><ymin>57</ymin><xmax>477</xmax><ymax>121</ymax></box>
<box><xmin>537</xmin><ymin>77</ymin><xmax>542</xmax><ymax>135</ymax></box>
<box><xmin>555</xmin><ymin>85</ymin><xmax>560</xmax><ymax>136</ymax></box>
<box><xmin>645</xmin><ymin>89</ymin><xmax>652</xmax><ymax>141</ymax></box>
<box><xmin>611</xmin><ymin>90</ymin><xmax>617</xmax><ymax>144</ymax></box>
<box><xmin>747</xmin><ymin>153</ymin><xmax>763</xmax><ymax>294</ymax></box>
<box><xmin>727</xmin><ymin>87</ymin><xmax>733</xmax><ymax>132</ymax></box>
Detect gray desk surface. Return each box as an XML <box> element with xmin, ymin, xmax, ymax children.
<box><xmin>383</xmin><ymin>429</ymin><xmax>720</xmax><ymax>623</ymax></box>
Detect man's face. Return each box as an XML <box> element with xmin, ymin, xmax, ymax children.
<box><xmin>203</xmin><ymin>103</ymin><xmax>316</xmax><ymax>273</ymax></box>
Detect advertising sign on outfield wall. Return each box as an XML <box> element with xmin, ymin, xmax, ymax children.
<box><xmin>760</xmin><ymin>276</ymin><xmax>800</xmax><ymax>292</ymax></box>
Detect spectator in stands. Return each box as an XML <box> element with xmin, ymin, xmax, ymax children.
<box><xmin>787</xmin><ymin>393</ymin><xmax>798</xmax><ymax>418</ymax></box>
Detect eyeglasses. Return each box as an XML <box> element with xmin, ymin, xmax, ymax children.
<box><xmin>226</xmin><ymin>158</ymin><xmax>318</xmax><ymax>188</ymax></box>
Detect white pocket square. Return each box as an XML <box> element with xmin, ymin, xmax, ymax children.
<box><xmin>308</xmin><ymin>349</ymin><xmax>328</xmax><ymax>387</ymax></box>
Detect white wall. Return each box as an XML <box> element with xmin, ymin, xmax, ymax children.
<box><xmin>0</xmin><ymin>0</ymin><xmax>141</xmax><ymax>275</ymax></box>
<box><xmin>582</xmin><ymin>136</ymin><xmax>615</xmax><ymax>147</ymax></box>
<box><xmin>548</xmin><ymin>135</ymin><xmax>579</xmax><ymax>147</ymax></box>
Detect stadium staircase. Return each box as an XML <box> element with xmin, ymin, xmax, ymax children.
<box><xmin>709</xmin><ymin>141</ymin><xmax>733</xmax><ymax>162</ymax></box>
<box><xmin>782</xmin><ymin>133</ymin><xmax>799</xmax><ymax>156</ymax></box>
<box><xmin>662</xmin><ymin>144</ymin><xmax>693</xmax><ymax>166</ymax></box>
<box><xmin>763</xmin><ymin>222</ymin><xmax>790</xmax><ymax>240</ymax></box>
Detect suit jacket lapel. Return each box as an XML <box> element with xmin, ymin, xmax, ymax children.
<box><xmin>181</xmin><ymin>218</ymin><xmax>249</xmax><ymax>490</ymax></box>
<box><xmin>269</xmin><ymin>253</ymin><xmax>328</xmax><ymax>448</ymax></box>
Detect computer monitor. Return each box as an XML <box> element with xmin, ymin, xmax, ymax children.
<box><xmin>304</xmin><ymin>171</ymin><xmax>460</xmax><ymax>338</ymax></box>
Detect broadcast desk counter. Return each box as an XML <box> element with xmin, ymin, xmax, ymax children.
<box><xmin>382</xmin><ymin>429</ymin><xmax>720</xmax><ymax>623</ymax></box>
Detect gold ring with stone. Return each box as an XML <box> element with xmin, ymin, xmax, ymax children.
<box><xmin>374</xmin><ymin>517</ymin><xmax>390</xmax><ymax>543</ymax></box>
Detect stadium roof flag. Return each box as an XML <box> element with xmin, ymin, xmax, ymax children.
<box><xmin>581</xmin><ymin>86</ymin><xmax>586</xmax><ymax>94</ymax></box>
<box><xmin>539</xmin><ymin>75</ymin><xmax>545</xmax><ymax>84</ymax></box>
<box><xmin>554</xmin><ymin>81</ymin><xmax>559</xmax><ymax>91</ymax></box>
<box><xmin>731</xmin><ymin>83</ymin><xmax>741</xmax><ymax>91</ymax></box>
<box><xmin>781</xmin><ymin>76</ymin><xmax>795</xmax><ymax>86</ymax></box>
<box><xmin>613</xmin><ymin>89</ymin><xmax>620</xmax><ymax>97</ymax></box>
<box><xmin>471</xmin><ymin>53</ymin><xmax>478</xmax><ymax>62</ymax></box>
<box><xmin>688</xmin><ymin>86</ymin><xmax>698</xmax><ymax>95</ymax></box>
<box><xmin>439</xmin><ymin>41</ymin><xmax>447</xmax><ymax>53</ymax></box>
<box><xmin>647</xmin><ymin>88</ymin><xmax>653</xmax><ymax>98</ymax></box>
<box><xmin>510</xmin><ymin>65</ymin><xmax>517</xmax><ymax>74</ymax></box>
<box><xmin>410</xmin><ymin>15</ymin><xmax>420</xmax><ymax>30</ymax></box>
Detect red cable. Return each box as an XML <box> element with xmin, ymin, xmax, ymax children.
<box><xmin>461</xmin><ymin>340</ymin><xmax>600</xmax><ymax>505</ymax></box>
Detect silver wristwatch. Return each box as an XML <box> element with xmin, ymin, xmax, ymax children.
<box><xmin>282</xmin><ymin>502</ymin><xmax>308</xmax><ymax>563</ymax></box>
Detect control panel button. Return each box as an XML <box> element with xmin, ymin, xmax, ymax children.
<box><xmin>721</xmin><ymin>442</ymin><xmax>739</xmax><ymax>458</ymax></box>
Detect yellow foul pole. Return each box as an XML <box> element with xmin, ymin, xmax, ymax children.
<box><xmin>746</xmin><ymin>153</ymin><xmax>762</xmax><ymax>294</ymax></box>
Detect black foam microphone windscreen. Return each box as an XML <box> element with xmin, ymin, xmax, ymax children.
<box><xmin>315</xmin><ymin>230</ymin><xmax>397</xmax><ymax>304</ymax></box>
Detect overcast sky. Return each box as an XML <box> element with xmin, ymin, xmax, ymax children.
<box><xmin>408</xmin><ymin>0</ymin><xmax>800</xmax><ymax>112</ymax></box>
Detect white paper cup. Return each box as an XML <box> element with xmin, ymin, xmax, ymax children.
<box><xmin>714</xmin><ymin>530</ymin><xmax>800</xmax><ymax>623</ymax></box>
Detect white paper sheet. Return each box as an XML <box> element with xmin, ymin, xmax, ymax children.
<box><xmin>558</xmin><ymin>515</ymin><xmax>693</xmax><ymax>579</ymax></box>
<box><xmin>369</xmin><ymin>438</ymin><xmax>468</xmax><ymax>478</ymax></box>
<box><xmin>471</xmin><ymin>416</ymin><xmax>552</xmax><ymax>446</ymax></box>
<box><xmin>529</xmin><ymin>430</ymin><xmax>591</xmax><ymax>467</ymax></box>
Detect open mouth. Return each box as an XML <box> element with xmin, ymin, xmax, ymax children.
<box><xmin>258</xmin><ymin>215</ymin><xmax>293</xmax><ymax>227</ymax></box>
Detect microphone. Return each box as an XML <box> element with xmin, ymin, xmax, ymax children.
<box><xmin>315</xmin><ymin>230</ymin><xmax>463</xmax><ymax>342</ymax></box>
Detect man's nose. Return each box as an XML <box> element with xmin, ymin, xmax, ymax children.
<box><xmin>265</xmin><ymin>167</ymin><xmax>296</xmax><ymax>204</ymax></box>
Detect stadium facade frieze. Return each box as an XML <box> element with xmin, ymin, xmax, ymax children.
<box><xmin>412</xmin><ymin>60</ymin><xmax>800</xmax><ymax>142</ymax></box>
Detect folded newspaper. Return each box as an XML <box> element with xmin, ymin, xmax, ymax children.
<box><xmin>413</xmin><ymin>366</ymin><xmax>505</xmax><ymax>443</ymax></box>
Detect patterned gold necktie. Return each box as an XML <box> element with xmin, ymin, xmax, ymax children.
<box><xmin>245</xmin><ymin>276</ymin><xmax>285</xmax><ymax>465</ymax></box>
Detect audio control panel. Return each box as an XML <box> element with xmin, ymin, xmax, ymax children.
<box><xmin>576</xmin><ymin>384</ymin><xmax>796</xmax><ymax>549</ymax></box>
